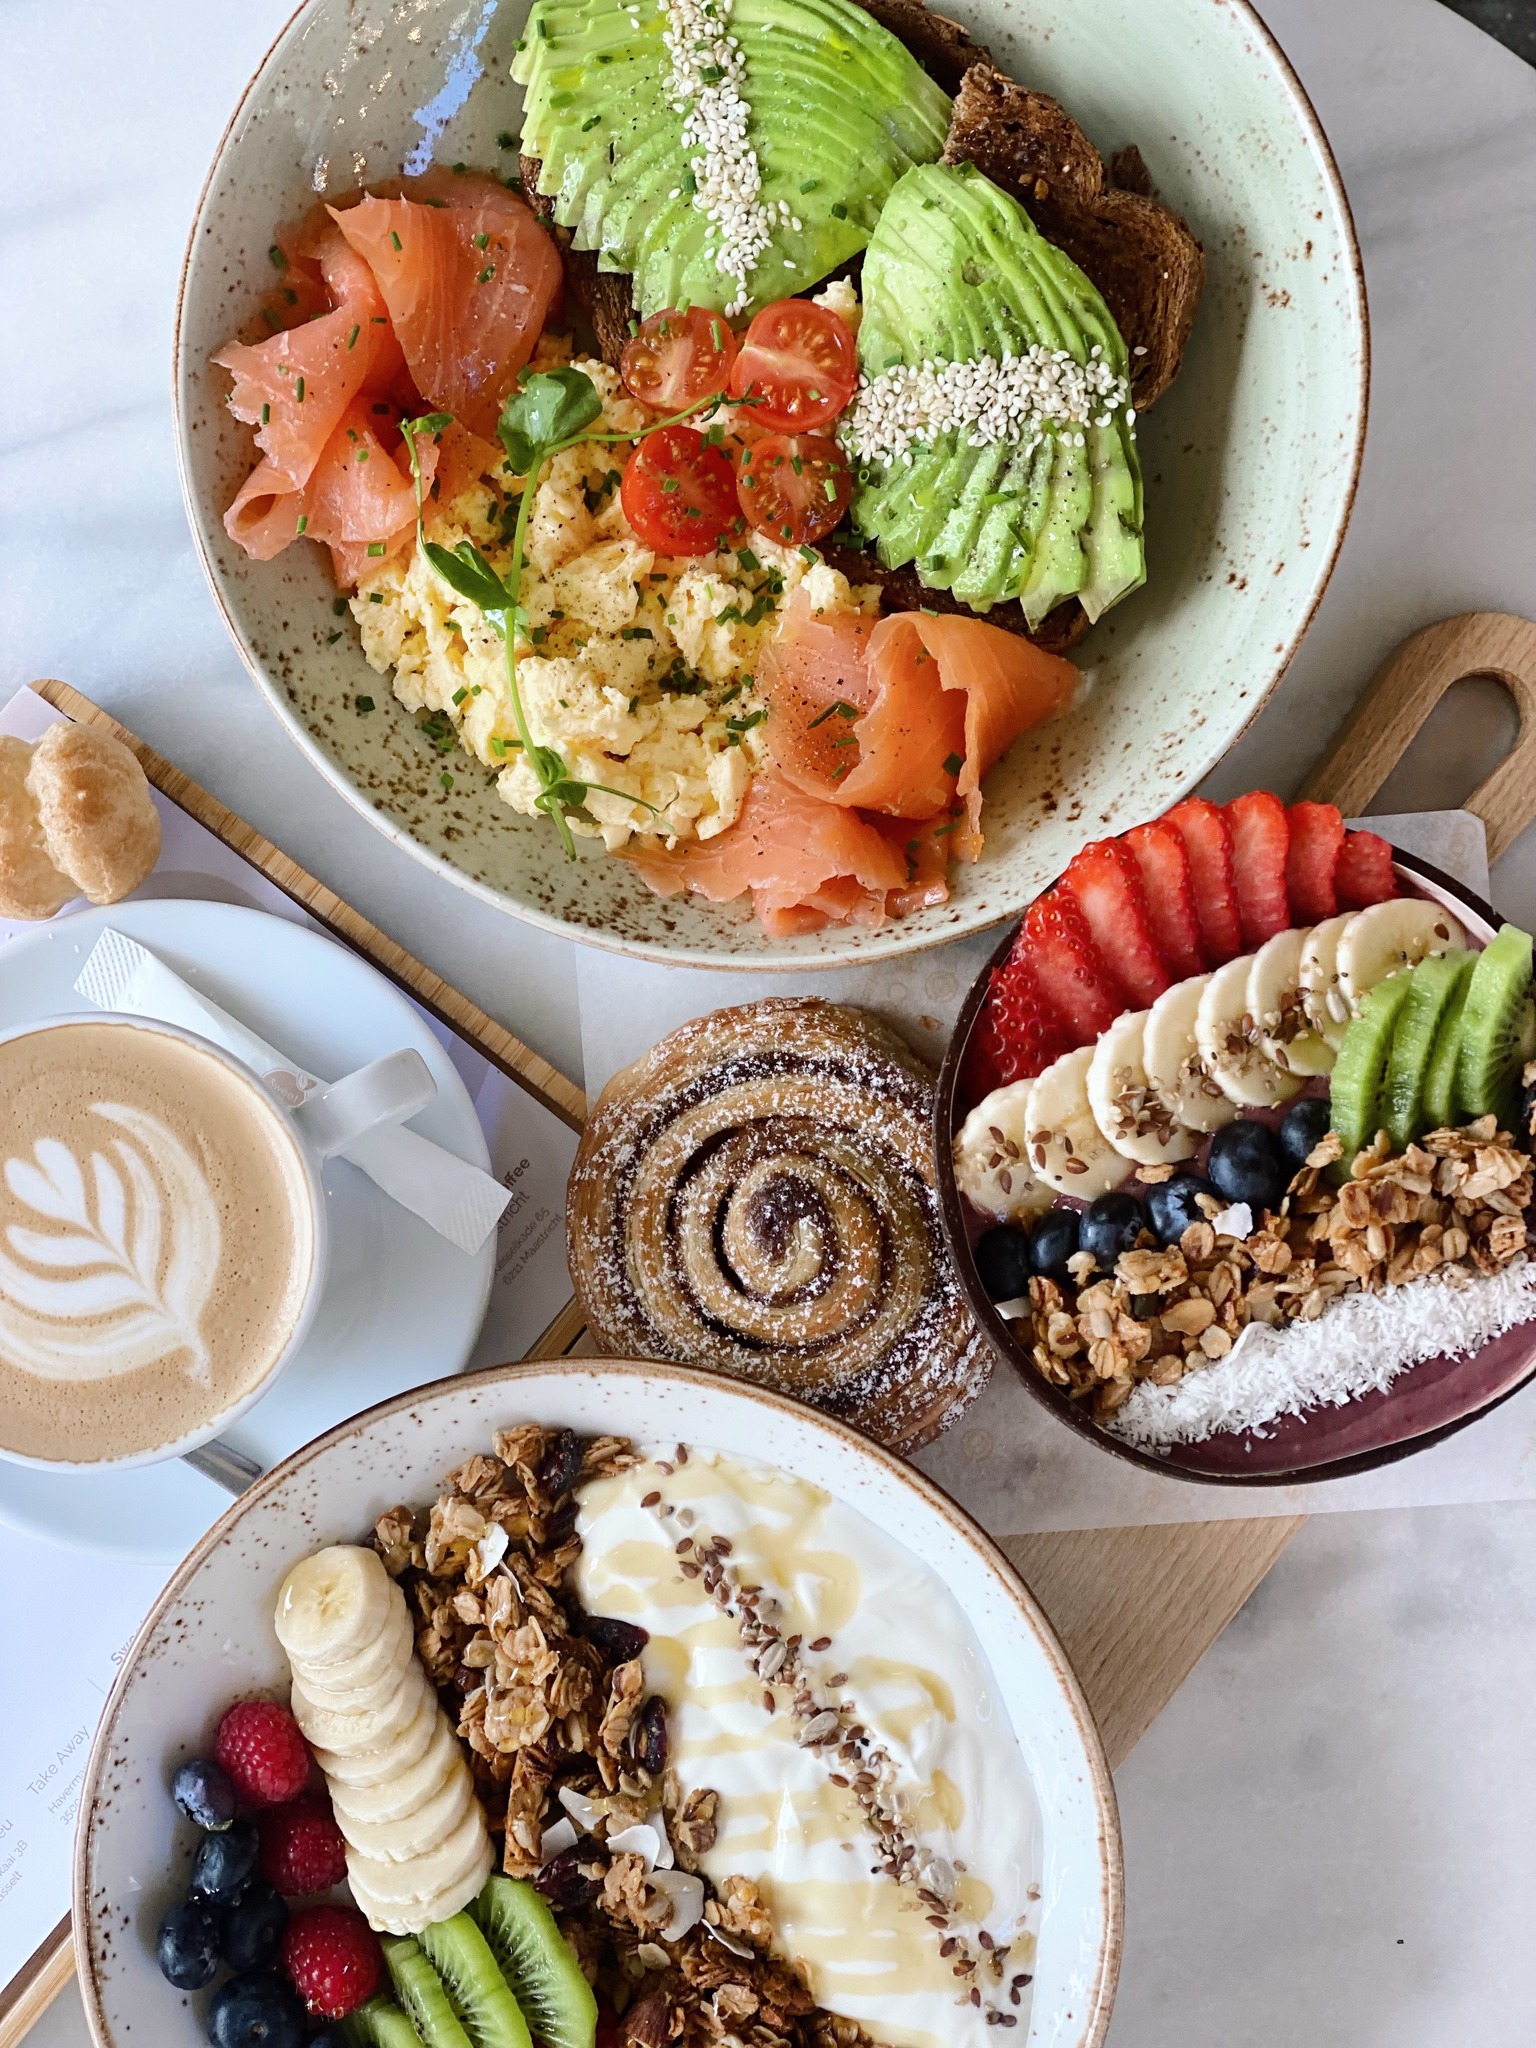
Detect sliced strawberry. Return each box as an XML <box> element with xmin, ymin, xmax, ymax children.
<box><xmin>966</xmin><ymin>948</ymin><xmax>1075</xmax><ymax>1097</ymax></box>
<box><xmin>1121</xmin><ymin>821</ymin><xmax>1207</xmax><ymax>979</ymax></box>
<box><xmin>1060</xmin><ymin>839</ymin><xmax>1171</xmax><ymax>1007</ymax></box>
<box><xmin>1224</xmin><ymin>790</ymin><xmax>1292</xmax><ymax>949</ymax></box>
<box><xmin>1285</xmin><ymin>801</ymin><xmax>1346</xmax><ymax>922</ymax></box>
<box><xmin>1334</xmin><ymin>829</ymin><xmax>1400</xmax><ymax>909</ymax></box>
<box><xmin>1162</xmin><ymin>798</ymin><xmax>1244</xmax><ymax>963</ymax></box>
<box><xmin>1019</xmin><ymin>888</ymin><xmax>1124</xmax><ymax>1043</ymax></box>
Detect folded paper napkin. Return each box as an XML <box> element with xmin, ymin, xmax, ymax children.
<box><xmin>75</xmin><ymin>929</ymin><xmax>510</xmax><ymax>1254</ymax></box>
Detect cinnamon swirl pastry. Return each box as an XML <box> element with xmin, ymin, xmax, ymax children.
<box><xmin>567</xmin><ymin>999</ymin><xmax>989</xmax><ymax>1448</ymax></box>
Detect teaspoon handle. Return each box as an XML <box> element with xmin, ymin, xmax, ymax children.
<box><xmin>182</xmin><ymin>1437</ymin><xmax>265</xmax><ymax>1494</ymax></box>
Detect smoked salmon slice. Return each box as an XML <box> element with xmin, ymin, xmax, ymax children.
<box><xmin>869</xmin><ymin>613</ymin><xmax>1081</xmax><ymax>838</ymax></box>
<box><xmin>329</xmin><ymin>176</ymin><xmax>562</xmax><ymax>438</ymax></box>
<box><xmin>759</xmin><ymin>597</ymin><xmax>1079</xmax><ymax>842</ymax></box>
<box><xmin>223</xmin><ymin>400</ymin><xmax>434</xmax><ymax>583</ymax></box>
<box><xmin>626</xmin><ymin>773</ymin><xmax>910</xmax><ymax>935</ymax></box>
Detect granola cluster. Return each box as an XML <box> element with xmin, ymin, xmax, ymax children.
<box><xmin>1024</xmin><ymin>1118</ymin><xmax>1533</xmax><ymax>1420</ymax></box>
<box><xmin>372</xmin><ymin>1427</ymin><xmax>877</xmax><ymax>2048</ymax></box>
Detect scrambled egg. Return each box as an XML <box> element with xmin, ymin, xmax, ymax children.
<box><xmin>352</xmin><ymin>357</ymin><xmax>874</xmax><ymax>850</ymax></box>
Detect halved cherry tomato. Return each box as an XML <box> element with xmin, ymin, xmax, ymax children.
<box><xmin>735</xmin><ymin>432</ymin><xmax>853</xmax><ymax>546</ymax></box>
<box><xmin>620</xmin><ymin>424</ymin><xmax>742</xmax><ymax>555</ymax></box>
<box><xmin>619</xmin><ymin>306</ymin><xmax>739</xmax><ymax>412</ymax></box>
<box><xmin>728</xmin><ymin>300</ymin><xmax>858</xmax><ymax>432</ymax></box>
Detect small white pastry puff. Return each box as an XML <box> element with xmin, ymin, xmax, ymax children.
<box><xmin>0</xmin><ymin>720</ymin><xmax>160</xmax><ymax>919</ymax></box>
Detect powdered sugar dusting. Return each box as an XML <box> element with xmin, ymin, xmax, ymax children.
<box><xmin>1108</xmin><ymin>1259</ymin><xmax>1536</xmax><ymax>1450</ymax></box>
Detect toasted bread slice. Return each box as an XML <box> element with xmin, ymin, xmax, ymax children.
<box><xmin>941</xmin><ymin>61</ymin><xmax>1205</xmax><ymax>408</ymax></box>
<box><xmin>817</xmin><ymin>540</ymin><xmax>1088</xmax><ymax>653</ymax></box>
<box><xmin>844</xmin><ymin>0</ymin><xmax>990</xmax><ymax>93</ymax></box>
<box><xmin>520</xmin><ymin>155</ymin><xmax>638</xmax><ymax>364</ymax></box>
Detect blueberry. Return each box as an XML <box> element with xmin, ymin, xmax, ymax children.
<box><xmin>1278</xmin><ymin>1097</ymin><xmax>1332</xmax><ymax>1172</ymax></box>
<box><xmin>974</xmin><ymin>1224</ymin><xmax>1033</xmax><ymax>1301</ymax></box>
<box><xmin>1206</xmin><ymin>1120</ymin><xmax>1286</xmax><ymax>1212</ymax></box>
<box><xmin>1145</xmin><ymin>1174</ymin><xmax>1218</xmax><ymax>1248</ymax></box>
<box><xmin>219</xmin><ymin>1881</ymin><xmax>288</xmax><ymax>1973</ymax></box>
<box><xmin>1078</xmin><ymin>1192</ymin><xmax>1146</xmax><ymax>1274</ymax></box>
<box><xmin>309</xmin><ymin>2033</ymin><xmax>346</xmax><ymax>2048</ymax></box>
<box><xmin>1028</xmin><ymin>1207</ymin><xmax>1080</xmax><ymax>1283</ymax></box>
<box><xmin>206</xmin><ymin>1971</ymin><xmax>307</xmax><ymax>2048</ymax></box>
<box><xmin>190</xmin><ymin>1817</ymin><xmax>258</xmax><ymax>1900</ymax></box>
<box><xmin>172</xmin><ymin>1758</ymin><xmax>237</xmax><ymax>1833</ymax></box>
<box><xmin>156</xmin><ymin>1897</ymin><xmax>223</xmax><ymax>1990</ymax></box>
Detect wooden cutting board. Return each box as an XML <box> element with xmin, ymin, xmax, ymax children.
<box><xmin>7</xmin><ymin>612</ymin><xmax>1535</xmax><ymax>2044</ymax></box>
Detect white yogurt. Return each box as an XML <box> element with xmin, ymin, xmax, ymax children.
<box><xmin>576</xmin><ymin>1451</ymin><xmax>1041</xmax><ymax>2048</ymax></box>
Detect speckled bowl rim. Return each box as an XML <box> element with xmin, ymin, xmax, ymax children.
<box><xmin>72</xmin><ymin>1355</ymin><xmax>1123</xmax><ymax>2046</ymax></box>
<box><xmin>934</xmin><ymin>850</ymin><xmax>1536</xmax><ymax>1486</ymax></box>
<box><xmin>171</xmin><ymin>0</ymin><xmax>1369</xmax><ymax>972</ymax></box>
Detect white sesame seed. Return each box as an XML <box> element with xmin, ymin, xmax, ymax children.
<box><xmin>840</xmin><ymin>347</ymin><xmax>1132</xmax><ymax>468</ymax></box>
<box><xmin>660</xmin><ymin>0</ymin><xmax>774</xmax><ymax>309</ymax></box>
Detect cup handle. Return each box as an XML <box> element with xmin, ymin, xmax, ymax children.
<box><xmin>291</xmin><ymin>1049</ymin><xmax>437</xmax><ymax>1161</ymax></box>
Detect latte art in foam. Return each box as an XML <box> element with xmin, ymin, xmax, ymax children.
<box><xmin>0</xmin><ymin>1020</ymin><xmax>317</xmax><ymax>1464</ymax></box>
<box><xmin>0</xmin><ymin>1104</ymin><xmax>223</xmax><ymax>1383</ymax></box>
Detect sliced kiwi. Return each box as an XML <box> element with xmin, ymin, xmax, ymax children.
<box><xmin>1330</xmin><ymin>971</ymin><xmax>1416</xmax><ymax>1162</ymax></box>
<box><xmin>384</xmin><ymin>1936</ymin><xmax>475</xmax><ymax>2048</ymax></box>
<box><xmin>346</xmin><ymin>2000</ymin><xmax>425</xmax><ymax>2048</ymax></box>
<box><xmin>1382</xmin><ymin>951</ymin><xmax>1475</xmax><ymax>1149</ymax></box>
<box><xmin>417</xmin><ymin>1914</ymin><xmax>533</xmax><ymax>2048</ymax></box>
<box><xmin>1419</xmin><ymin>955</ymin><xmax>1477</xmax><ymax>1134</ymax></box>
<box><xmin>473</xmin><ymin>1877</ymin><xmax>598</xmax><ymax>2048</ymax></box>
<box><xmin>1454</xmin><ymin>924</ymin><xmax>1535</xmax><ymax>1127</ymax></box>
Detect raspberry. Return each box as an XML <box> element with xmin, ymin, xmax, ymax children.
<box><xmin>1285</xmin><ymin>801</ymin><xmax>1346</xmax><ymax>922</ymax></box>
<box><xmin>257</xmin><ymin>1793</ymin><xmax>347</xmax><ymax>1896</ymax></box>
<box><xmin>214</xmin><ymin>1700</ymin><xmax>312</xmax><ymax>1810</ymax></box>
<box><xmin>281</xmin><ymin>1904</ymin><xmax>383</xmax><ymax>2019</ymax></box>
<box><xmin>1059</xmin><ymin>838</ymin><xmax>1171</xmax><ymax>1007</ymax></box>
<box><xmin>1162</xmin><ymin>798</ymin><xmax>1244</xmax><ymax>964</ymax></box>
<box><xmin>1224</xmin><ymin>791</ymin><xmax>1292</xmax><ymax>949</ymax></box>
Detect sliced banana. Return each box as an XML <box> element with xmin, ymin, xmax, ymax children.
<box><xmin>1335</xmin><ymin>898</ymin><xmax>1469</xmax><ymax>1008</ymax></box>
<box><xmin>346</xmin><ymin>1801</ymin><xmax>493</xmax><ymax>1911</ymax></box>
<box><xmin>287</xmin><ymin>1614</ymin><xmax>415</xmax><ymax>1710</ymax></box>
<box><xmin>311</xmin><ymin>1685</ymin><xmax>440</xmax><ymax>1788</ymax></box>
<box><xmin>292</xmin><ymin>1660</ymin><xmax>431</xmax><ymax>1755</ymax></box>
<box><xmin>1086</xmin><ymin>1009</ymin><xmax>1199</xmax><ymax>1164</ymax></box>
<box><xmin>329</xmin><ymin>1717</ymin><xmax>462</xmax><ymax>1829</ymax></box>
<box><xmin>1299</xmin><ymin>912</ymin><xmax>1355</xmax><ymax>1049</ymax></box>
<box><xmin>333</xmin><ymin>1761</ymin><xmax>477</xmax><ymax>1865</ymax></box>
<box><xmin>1196</xmin><ymin>953</ymin><xmax>1302</xmax><ymax>1108</ymax></box>
<box><xmin>275</xmin><ymin>1545</ymin><xmax>396</xmax><ymax>1666</ymax></box>
<box><xmin>349</xmin><ymin>1831</ymin><xmax>495</xmax><ymax>1936</ymax></box>
<box><xmin>952</xmin><ymin>1083</ymin><xmax>1053</xmax><ymax>1222</ymax></box>
<box><xmin>1248</xmin><ymin>926</ymin><xmax>1335</xmax><ymax>1078</ymax></box>
<box><xmin>1142</xmin><ymin>975</ymin><xmax>1238</xmax><ymax>1135</ymax></box>
<box><xmin>1023</xmin><ymin>1047</ymin><xmax>1128</xmax><ymax>1197</ymax></box>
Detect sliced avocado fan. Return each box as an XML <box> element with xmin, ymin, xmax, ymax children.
<box><xmin>513</xmin><ymin>0</ymin><xmax>950</xmax><ymax>319</ymax></box>
<box><xmin>846</xmin><ymin>160</ymin><xmax>1144</xmax><ymax>624</ymax></box>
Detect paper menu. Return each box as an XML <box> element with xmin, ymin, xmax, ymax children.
<box><xmin>0</xmin><ymin>685</ymin><xmax>578</xmax><ymax>1996</ymax></box>
<box><xmin>574</xmin><ymin>806</ymin><xmax>1536</xmax><ymax>1534</ymax></box>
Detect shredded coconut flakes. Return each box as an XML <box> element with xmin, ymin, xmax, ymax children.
<box><xmin>1107</xmin><ymin>1258</ymin><xmax>1536</xmax><ymax>1450</ymax></box>
<box><xmin>842</xmin><ymin>346</ymin><xmax>1133</xmax><ymax>468</ymax></box>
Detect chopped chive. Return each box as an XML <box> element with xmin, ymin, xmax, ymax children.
<box><xmin>260</xmin><ymin>401</ymin><xmax>271</xmax><ymax>424</ymax></box>
<box><xmin>830</xmin><ymin>202</ymin><xmax>847</xmax><ymax>220</ymax></box>
<box><xmin>942</xmin><ymin>751</ymin><xmax>964</xmax><ymax>776</ymax></box>
<box><xmin>262</xmin><ymin>307</ymin><xmax>281</xmax><ymax>329</ymax></box>
<box><xmin>268</xmin><ymin>244</ymin><xmax>288</xmax><ymax>270</ymax></box>
<box><xmin>737</xmin><ymin>547</ymin><xmax>759</xmax><ymax>572</ymax></box>
<box><xmin>294</xmin><ymin>376</ymin><xmax>305</xmax><ymax>402</ymax></box>
<box><xmin>295</xmin><ymin>513</ymin><xmax>308</xmax><ymax>535</ymax></box>
<box><xmin>356</xmin><ymin>695</ymin><xmax>375</xmax><ymax>713</ymax></box>
<box><xmin>800</xmin><ymin>178</ymin><xmax>818</xmax><ymax>193</ymax></box>
<box><xmin>473</xmin><ymin>232</ymin><xmax>490</xmax><ymax>249</ymax></box>
<box><xmin>347</xmin><ymin>323</ymin><xmax>360</xmax><ymax>349</ymax></box>
<box><xmin>325</xmin><ymin>630</ymin><xmax>343</xmax><ymax>644</ymax></box>
<box><xmin>366</xmin><ymin>541</ymin><xmax>386</xmax><ymax>557</ymax></box>
<box><xmin>710</xmin><ymin>318</ymin><xmax>725</xmax><ymax>350</ymax></box>
<box><xmin>823</xmin><ymin>477</ymin><xmax>838</xmax><ymax>501</ymax></box>
<box><xmin>440</xmin><ymin>770</ymin><xmax>455</xmax><ymax>790</ymax></box>
<box><xmin>369</xmin><ymin>591</ymin><xmax>384</xmax><ymax>603</ymax></box>
<box><xmin>477</xmin><ymin>264</ymin><xmax>496</xmax><ymax>283</ymax></box>
<box><xmin>332</xmin><ymin>596</ymin><xmax>349</xmax><ymax>616</ymax></box>
<box><xmin>619</xmin><ymin>625</ymin><xmax>654</xmax><ymax>639</ymax></box>
<box><xmin>389</xmin><ymin>230</ymin><xmax>402</xmax><ymax>250</ymax></box>
<box><xmin>452</xmin><ymin>685</ymin><xmax>470</xmax><ymax>704</ymax></box>
<box><xmin>798</xmin><ymin>543</ymin><xmax>818</xmax><ymax>563</ymax></box>
<box><xmin>582</xmin><ymin>113</ymin><xmax>601</xmax><ymax>131</ymax></box>
<box><xmin>790</xmin><ymin>454</ymin><xmax>803</xmax><ymax>475</ymax></box>
<box><xmin>489</xmin><ymin>736</ymin><xmax>507</xmax><ymax>758</ymax></box>
<box><xmin>497</xmin><ymin>129</ymin><xmax>516</xmax><ymax>147</ymax></box>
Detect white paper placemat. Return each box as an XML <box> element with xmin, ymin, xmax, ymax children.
<box><xmin>0</xmin><ymin>685</ymin><xmax>578</xmax><ymax>1987</ymax></box>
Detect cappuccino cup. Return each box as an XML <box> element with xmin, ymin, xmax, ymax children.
<box><xmin>0</xmin><ymin>1013</ymin><xmax>436</xmax><ymax>1470</ymax></box>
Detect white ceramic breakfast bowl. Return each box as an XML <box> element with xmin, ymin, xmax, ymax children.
<box><xmin>74</xmin><ymin>1359</ymin><xmax>1121</xmax><ymax>2048</ymax></box>
<box><xmin>176</xmin><ymin>0</ymin><xmax>1366</xmax><ymax>968</ymax></box>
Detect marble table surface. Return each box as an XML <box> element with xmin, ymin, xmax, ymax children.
<box><xmin>5</xmin><ymin>0</ymin><xmax>1536</xmax><ymax>2041</ymax></box>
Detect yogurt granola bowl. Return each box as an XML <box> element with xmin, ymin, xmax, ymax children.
<box><xmin>936</xmin><ymin>794</ymin><xmax>1536</xmax><ymax>1486</ymax></box>
<box><xmin>75</xmin><ymin>1360</ymin><xmax>1120</xmax><ymax>2048</ymax></box>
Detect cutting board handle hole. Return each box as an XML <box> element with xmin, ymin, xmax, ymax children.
<box><xmin>1365</xmin><ymin>673</ymin><xmax>1520</xmax><ymax>819</ymax></box>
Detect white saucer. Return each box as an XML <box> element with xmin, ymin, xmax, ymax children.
<box><xmin>0</xmin><ymin>900</ymin><xmax>495</xmax><ymax>1561</ymax></box>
